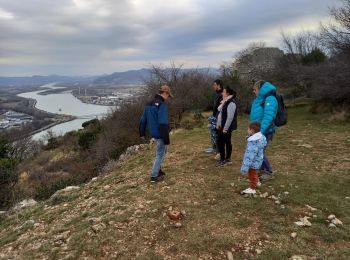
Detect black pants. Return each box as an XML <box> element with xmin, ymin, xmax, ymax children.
<box><xmin>217</xmin><ymin>130</ymin><xmax>232</xmax><ymax>161</ymax></box>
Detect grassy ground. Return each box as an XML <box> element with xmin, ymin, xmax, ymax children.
<box><xmin>0</xmin><ymin>105</ymin><xmax>349</xmax><ymax>259</ymax></box>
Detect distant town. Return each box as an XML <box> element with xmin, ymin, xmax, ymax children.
<box><xmin>0</xmin><ymin>110</ymin><xmax>33</xmax><ymax>130</ymax></box>
<box><xmin>72</xmin><ymin>85</ymin><xmax>144</xmax><ymax>106</ymax></box>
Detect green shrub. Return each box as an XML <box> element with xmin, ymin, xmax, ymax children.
<box><xmin>78</xmin><ymin>131</ymin><xmax>97</xmax><ymax>150</ymax></box>
<box><xmin>34</xmin><ymin>177</ymin><xmax>79</xmax><ymax>200</ymax></box>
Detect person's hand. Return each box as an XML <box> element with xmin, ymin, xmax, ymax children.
<box><xmin>207</xmin><ymin>123</ymin><xmax>211</xmax><ymax>128</ymax></box>
<box><xmin>150</xmin><ymin>138</ymin><xmax>155</xmax><ymax>144</ymax></box>
<box><xmin>223</xmin><ymin>129</ymin><xmax>228</xmax><ymax>134</ymax></box>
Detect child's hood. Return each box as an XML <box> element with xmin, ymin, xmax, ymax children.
<box><xmin>247</xmin><ymin>132</ymin><xmax>267</xmax><ymax>148</ymax></box>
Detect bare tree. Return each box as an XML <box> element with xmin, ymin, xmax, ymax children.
<box><xmin>321</xmin><ymin>0</ymin><xmax>350</xmax><ymax>55</ymax></box>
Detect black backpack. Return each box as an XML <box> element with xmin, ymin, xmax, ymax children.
<box><xmin>262</xmin><ymin>92</ymin><xmax>288</xmax><ymax>127</ymax></box>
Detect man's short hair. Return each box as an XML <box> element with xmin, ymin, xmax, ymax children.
<box><xmin>213</xmin><ymin>79</ymin><xmax>223</xmax><ymax>89</ymax></box>
<box><xmin>224</xmin><ymin>86</ymin><xmax>237</xmax><ymax>99</ymax></box>
<box><xmin>249</xmin><ymin>121</ymin><xmax>261</xmax><ymax>133</ymax></box>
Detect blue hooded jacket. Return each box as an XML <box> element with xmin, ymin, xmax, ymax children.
<box><xmin>250</xmin><ymin>82</ymin><xmax>278</xmax><ymax>135</ymax></box>
<box><xmin>139</xmin><ymin>94</ymin><xmax>170</xmax><ymax>144</ymax></box>
<box><xmin>240</xmin><ymin>132</ymin><xmax>267</xmax><ymax>174</ymax></box>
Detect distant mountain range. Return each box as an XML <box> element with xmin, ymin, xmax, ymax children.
<box><xmin>0</xmin><ymin>68</ymin><xmax>219</xmax><ymax>87</ymax></box>
<box><xmin>0</xmin><ymin>75</ymin><xmax>98</xmax><ymax>87</ymax></box>
<box><xmin>93</xmin><ymin>68</ymin><xmax>150</xmax><ymax>85</ymax></box>
<box><xmin>93</xmin><ymin>68</ymin><xmax>220</xmax><ymax>85</ymax></box>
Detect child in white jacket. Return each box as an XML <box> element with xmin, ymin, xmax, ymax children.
<box><xmin>240</xmin><ymin>121</ymin><xmax>267</xmax><ymax>194</ymax></box>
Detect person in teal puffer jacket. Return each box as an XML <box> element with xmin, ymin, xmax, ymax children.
<box><xmin>250</xmin><ymin>80</ymin><xmax>278</xmax><ymax>179</ymax></box>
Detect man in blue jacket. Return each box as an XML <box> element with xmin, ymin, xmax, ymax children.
<box><xmin>250</xmin><ymin>80</ymin><xmax>278</xmax><ymax>179</ymax></box>
<box><xmin>139</xmin><ymin>85</ymin><xmax>173</xmax><ymax>183</ymax></box>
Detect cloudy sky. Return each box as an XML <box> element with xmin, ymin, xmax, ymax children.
<box><xmin>0</xmin><ymin>0</ymin><xmax>338</xmax><ymax>76</ymax></box>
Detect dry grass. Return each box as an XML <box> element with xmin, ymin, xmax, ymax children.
<box><xmin>0</xmin><ymin>106</ymin><xmax>349</xmax><ymax>259</ymax></box>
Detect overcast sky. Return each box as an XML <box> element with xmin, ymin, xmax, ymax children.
<box><xmin>0</xmin><ymin>0</ymin><xmax>339</xmax><ymax>76</ymax></box>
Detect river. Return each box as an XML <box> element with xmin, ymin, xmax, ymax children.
<box><xmin>18</xmin><ymin>83</ymin><xmax>112</xmax><ymax>140</ymax></box>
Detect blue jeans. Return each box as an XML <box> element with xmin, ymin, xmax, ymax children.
<box><xmin>261</xmin><ymin>133</ymin><xmax>273</xmax><ymax>174</ymax></box>
<box><xmin>151</xmin><ymin>139</ymin><xmax>167</xmax><ymax>178</ymax></box>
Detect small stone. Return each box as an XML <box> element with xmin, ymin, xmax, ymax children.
<box><xmin>227</xmin><ymin>251</ymin><xmax>234</xmax><ymax>260</ymax></box>
<box><xmin>329</xmin><ymin>223</ymin><xmax>337</xmax><ymax>228</ymax></box>
<box><xmin>91</xmin><ymin>177</ymin><xmax>98</xmax><ymax>181</ymax></box>
<box><xmin>104</xmin><ymin>185</ymin><xmax>111</xmax><ymax>190</ymax></box>
<box><xmin>284</xmin><ymin>191</ymin><xmax>289</xmax><ymax>195</ymax></box>
<box><xmin>345</xmin><ymin>197</ymin><xmax>350</xmax><ymax>200</ymax></box>
<box><xmin>61</xmin><ymin>186</ymin><xmax>80</xmax><ymax>192</ymax></box>
<box><xmin>260</xmin><ymin>192</ymin><xmax>269</xmax><ymax>198</ymax></box>
<box><xmin>55</xmin><ymin>231</ymin><xmax>71</xmax><ymax>242</ymax></box>
<box><xmin>0</xmin><ymin>211</ymin><xmax>6</xmax><ymax>215</ymax></box>
<box><xmin>295</xmin><ymin>217</ymin><xmax>312</xmax><ymax>227</ymax></box>
<box><xmin>270</xmin><ymin>195</ymin><xmax>278</xmax><ymax>200</ymax></box>
<box><xmin>305</xmin><ymin>204</ymin><xmax>317</xmax><ymax>211</ymax></box>
<box><xmin>63</xmin><ymin>203</ymin><xmax>68</xmax><ymax>207</ymax></box>
<box><xmin>256</xmin><ymin>249</ymin><xmax>263</xmax><ymax>254</ymax></box>
<box><xmin>13</xmin><ymin>199</ymin><xmax>37</xmax><ymax>210</ymax></box>
<box><xmin>175</xmin><ymin>222</ymin><xmax>182</xmax><ymax>228</ymax></box>
<box><xmin>291</xmin><ymin>256</ymin><xmax>308</xmax><ymax>260</ymax></box>
<box><xmin>34</xmin><ymin>223</ymin><xmax>41</xmax><ymax>228</ymax></box>
<box><xmin>313</xmin><ymin>215</ymin><xmax>317</xmax><ymax>218</ymax></box>
<box><xmin>230</xmin><ymin>183</ymin><xmax>235</xmax><ymax>187</ymax></box>
<box><xmin>291</xmin><ymin>232</ymin><xmax>297</xmax><ymax>238</ymax></box>
<box><xmin>298</xmin><ymin>143</ymin><xmax>313</xmax><ymax>149</ymax></box>
<box><xmin>328</xmin><ymin>214</ymin><xmax>336</xmax><ymax>220</ymax></box>
<box><xmin>91</xmin><ymin>223</ymin><xmax>106</xmax><ymax>233</ymax></box>
<box><xmin>280</xmin><ymin>205</ymin><xmax>286</xmax><ymax>209</ymax></box>
<box><xmin>302</xmin><ymin>217</ymin><xmax>312</xmax><ymax>227</ymax></box>
<box><xmin>167</xmin><ymin>210</ymin><xmax>184</xmax><ymax>221</ymax></box>
<box><xmin>331</xmin><ymin>218</ymin><xmax>343</xmax><ymax>226</ymax></box>
<box><xmin>275</xmin><ymin>200</ymin><xmax>281</xmax><ymax>205</ymax></box>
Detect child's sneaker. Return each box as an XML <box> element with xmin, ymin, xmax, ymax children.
<box><xmin>241</xmin><ymin>188</ymin><xmax>256</xmax><ymax>194</ymax></box>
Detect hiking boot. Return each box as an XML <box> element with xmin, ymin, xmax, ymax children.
<box><xmin>225</xmin><ymin>159</ymin><xmax>232</xmax><ymax>164</ymax></box>
<box><xmin>159</xmin><ymin>169</ymin><xmax>166</xmax><ymax>176</ymax></box>
<box><xmin>216</xmin><ymin>160</ymin><xmax>226</xmax><ymax>167</ymax></box>
<box><xmin>241</xmin><ymin>188</ymin><xmax>256</xmax><ymax>194</ymax></box>
<box><xmin>260</xmin><ymin>173</ymin><xmax>273</xmax><ymax>181</ymax></box>
<box><xmin>156</xmin><ymin>174</ymin><xmax>165</xmax><ymax>182</ymax></box>
<box><xmin>150</xmin><ymin>174</ymin><xmax>165</xmax><ymax>183</ymax></box>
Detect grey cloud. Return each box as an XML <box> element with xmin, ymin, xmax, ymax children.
<box><xmin>0</xmin><ymin>0</ymin><xmax>337</xmax><ymax>76</ymax></box>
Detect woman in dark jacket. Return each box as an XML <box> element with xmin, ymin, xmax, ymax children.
<box><xmin>216</xmin><ymin>86</ymin><xmax>237</xmax><ymax>166</ymax></box>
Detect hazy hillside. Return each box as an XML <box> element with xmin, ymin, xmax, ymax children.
<box><xmin>0</xmin><ymin>75</ymin><xmax>99</xmax><ymax>87</ymax></box>
<box><xmin>93</xmin><ymin>68</ymin><xmax>220</xmax><ymax>86</ymax></box>
<box><xmin>0</xmin><ymin>106</ymin><xmax>349</xmax><ymax>259</ymax></box>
